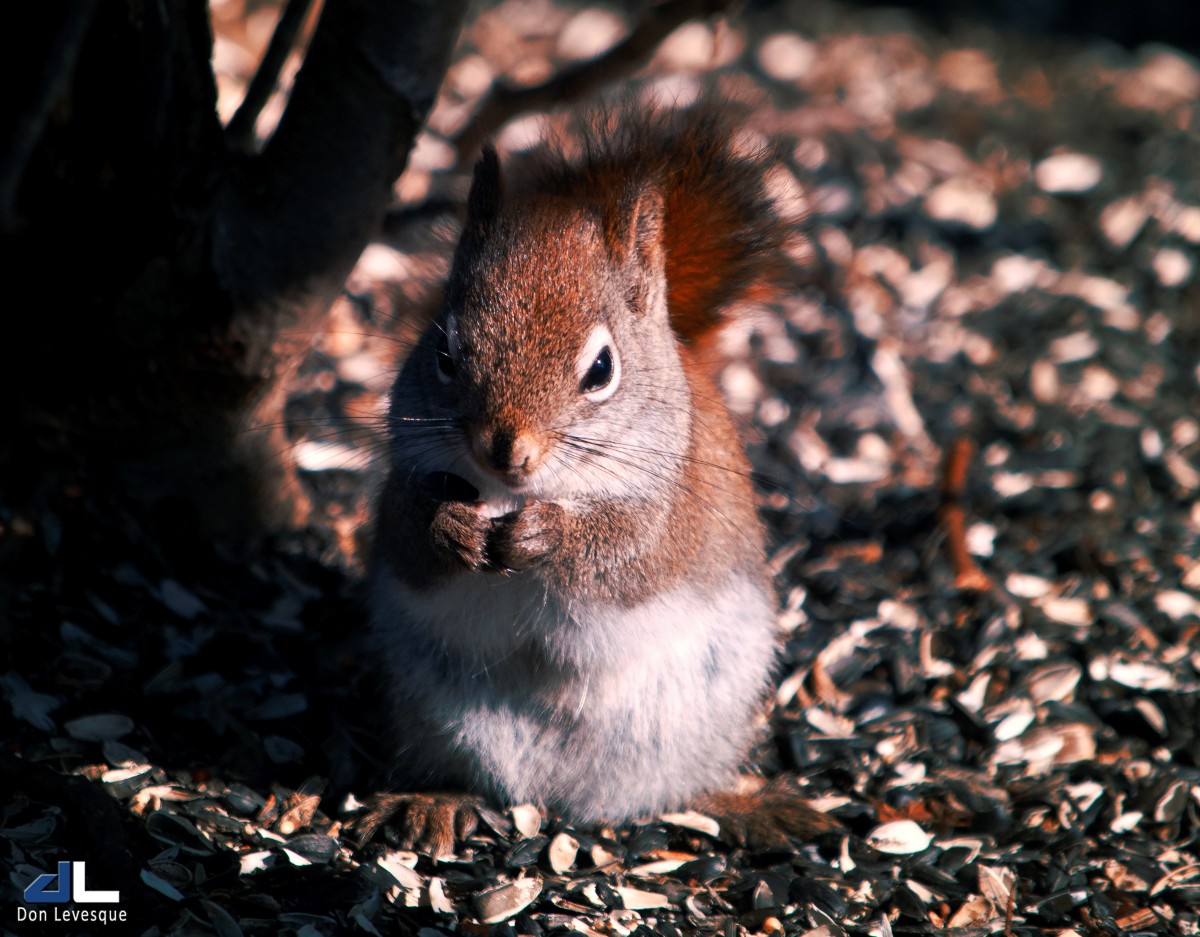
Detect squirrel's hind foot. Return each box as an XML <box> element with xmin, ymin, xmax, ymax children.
<box><xmin>694</xmin><ymin>775</ymin><xmax>842</xmax><ymax>851</ymax></box>
<box><xmin>347</xmin><ymin>791</ymin><xmax>483</xmax><ymax>859</ymax></box>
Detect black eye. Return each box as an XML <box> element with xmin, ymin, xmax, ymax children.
<box><xmin>580</xmin><ymin>346</ymin><xmax>613</xmax><ymax>394</ymax></box>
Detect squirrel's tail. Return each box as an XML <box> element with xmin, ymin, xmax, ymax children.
<box><xmin>541</xmin><ymin>102</ymin><xmax>798</xmax><ymax>344</ymax></box>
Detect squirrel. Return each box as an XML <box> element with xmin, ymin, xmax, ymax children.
<box><xmin>351</xmin><ymin>103</ymin><xmax>838</xmax><ymax>857</ymax></box>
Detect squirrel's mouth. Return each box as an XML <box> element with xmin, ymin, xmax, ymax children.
<box><xmin>472</xmin><ymin>469</ymin><xmax>533</xmax><ymax>519</ymax></box>
<box><xmin>419</xmin><ymin>469</ymin><xmax>528</xmax><ymax>519</ymax></box>
<box><xmin>460</xmin><ymin>458</ymin><xmax>537</xmax><ymax>500</ymax></box>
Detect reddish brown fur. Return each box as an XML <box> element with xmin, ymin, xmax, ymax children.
<box><xmin>529</xmin><ymin>104</ymin><xmax>791</xmax><ymax>344</ymax></box>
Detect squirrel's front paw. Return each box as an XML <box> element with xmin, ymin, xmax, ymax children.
<box><xmin>487</xmin><ymin>500</ymin><xmax>564</xmax><ymax>571</ymax></box>
<box><xmin>429</xmin><ymin>501</ymin><xmax>490</xmax><ymax>571</ymax></box>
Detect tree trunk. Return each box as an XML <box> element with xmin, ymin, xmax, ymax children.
<box><xmin>2</xmin><ymin>0</ymin><xmax>467</xmax><ymax>541</ymax></box>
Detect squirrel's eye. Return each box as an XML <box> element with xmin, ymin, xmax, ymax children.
<box><xmin>580</xmin><ymin>347</ymin><xmax>613</xmax><ymax>393</ymax></box>
<box><xmin>435</xmin><ymin>317</ymin><xmax>458</xmax><ymax>384</ymax></box>
<box><xmin>577</xmin><ymin>325</ymin><xmax>620</xmax><ymax>402</ymax></box>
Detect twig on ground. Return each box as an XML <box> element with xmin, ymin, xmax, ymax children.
<box><xmin>453</xmin><ymin>0</ymin><xmax>735</xmax><ymax>160</ymax></box>
<box><xmin>939</xmin><ymin>437</ymin><xmax>994</xmax><ymax>593</ymax></box>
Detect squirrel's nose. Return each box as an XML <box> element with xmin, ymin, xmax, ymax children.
<box><xmin>471</xmin><ymin>425</ymin><xmax>542</xmax><ymax>476</ymax></box>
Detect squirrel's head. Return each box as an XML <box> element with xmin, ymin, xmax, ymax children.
<box><xmin>389</xmin><ymin>144</ymin><xmax>692</xmax><ymax>506</ymax></box>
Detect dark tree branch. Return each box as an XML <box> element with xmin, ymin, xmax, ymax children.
<box><xmin>212</xmin><ymin>0</ymin><xmax>469</xmax><ymax>312</ymax></box>
<box><xmin>192</xmin><ymin>0</ymin><xmax>469</xmax><ymax>533</ymax></box>
<box><xmin>224</xmin><ymin>0</ymin><xmax>319</xmax><ymax>155</ymax></box>
<box><xmin>453</xmin><ymin>0</ymin><xmax>735</xmax><ymax>160</ymax></box>
<box><xmin>0</xmin><ymin>0</ymin><xmax>99</xmax><ymax>230</ymax></box>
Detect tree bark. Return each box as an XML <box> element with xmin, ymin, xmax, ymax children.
<box><xmin>2</xmin><ymin>0</ymin><xmax>468</xmax><ymax>541</ymax></box>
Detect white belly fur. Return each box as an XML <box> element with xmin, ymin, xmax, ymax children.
<box><xmin>371</xmin><ymin>568</ymin><xmax>776</xmax><ymax>822</ymax></box>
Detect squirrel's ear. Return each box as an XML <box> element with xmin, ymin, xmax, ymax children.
<box><xmin>465</xmin><ymin>144</ymin><xmax>503</xmax><ymax>238</ymax></box>
<box><xmin>605</xmin><ymin>183</ymin><xmax>667</xmax><ymax>318</ymax></box>
<box><xmin>605</xmin><ymin>182</ymin><xmax>665</xmax><ymax>273</ymax></box>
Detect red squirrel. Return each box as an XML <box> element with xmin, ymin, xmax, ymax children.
<box><xmin>353</xmin><ymin>103</ymin><xmax>837</xmax><ymax>856</ymax></box>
